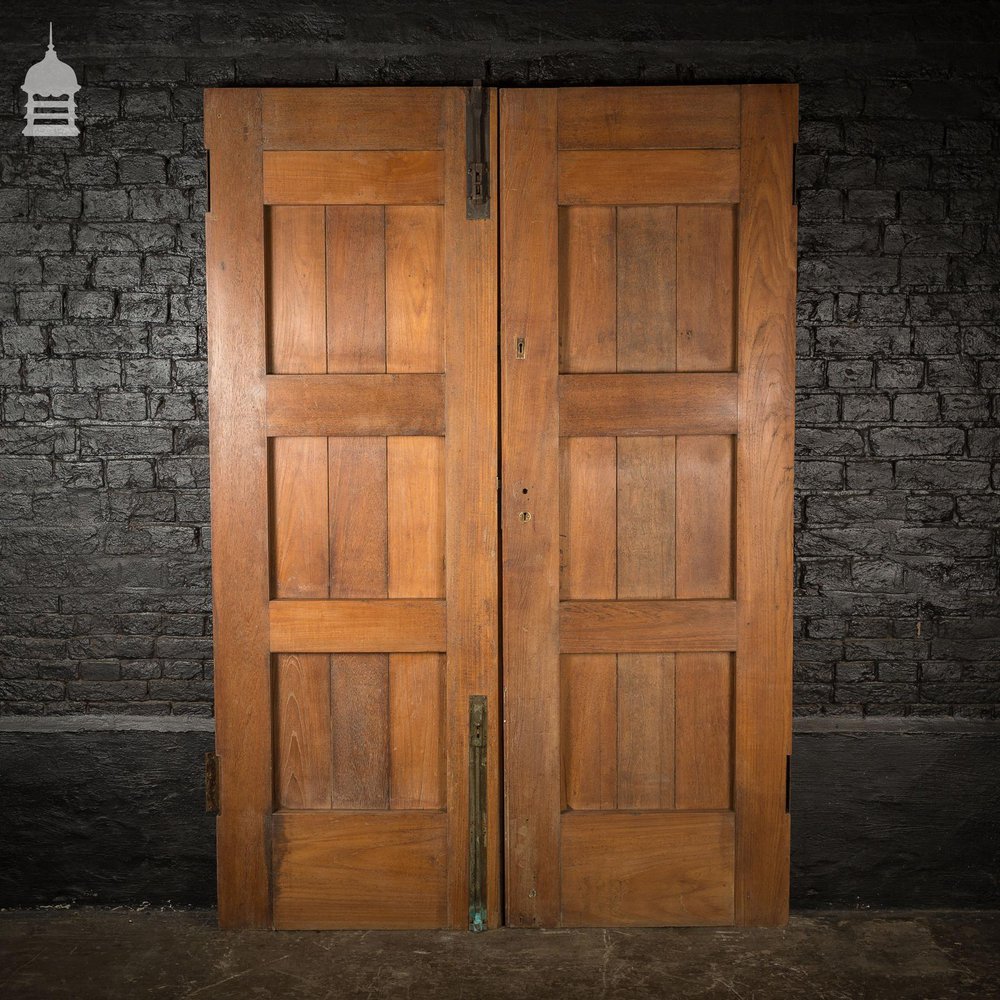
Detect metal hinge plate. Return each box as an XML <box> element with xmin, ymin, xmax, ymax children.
<box><xmin>468</xmin><ymin>695</ymin><xmax>487</xmax><ymax>931</ymax></box>
<box><xmin>791</xmin><ymin>142</ymin><xmax>798</xmax><ymax>206</ymax></box>
<box><xmin>205</xmin><ymin>751</ymin><xmax>221</xmax><ymax>814</ymax></box>
<box><xmin>785</xmin><ymin>754</ymin><xmax>791</xmax><ymax>813</ymax></box>
<box><xmin>466</xmin><ymin>81</ymin><xmax>490</xmax><ymax>220</ymax></box>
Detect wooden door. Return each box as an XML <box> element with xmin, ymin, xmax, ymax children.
<box><xmin>205</xmin><ymin>87</ymin><xmax>500</xmax><ymax>929</ymax></box>
<box><xmin>501</xmin><ymin>85</ymin><xmax>797</xmax><ymax>927</ymax></box>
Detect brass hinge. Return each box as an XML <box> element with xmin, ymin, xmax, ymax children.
<box><xmin>785</xmin><ymin>754</ymin><xmax>791</xmax><ymax>813</ymax></box>
<box><xmin>791</xmin><ymin>142</ymin><xmax>798</xmax><ymax>206</ymax></box>
<box><xmin>466</xmin><ymin>80</ymin><xmax>490</xmax><ymax>220</ymax></box>
<box><xmin>205</xmin><ymin>751</ymin><xmax>221</xmax><ymax>814</ymax></box>
<box><xmin>468</xmin><ymin>695</ymin><xmax>487</xmax><ymax>931</ymax></box>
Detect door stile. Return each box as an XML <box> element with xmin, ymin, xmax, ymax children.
<box><xmin>734</xmin><ymin>83</ymin><xmax>798</xmax><ymax>925</ymax></box>
<box><xmin>442</xmin><ymin>86</ymin><xmax>501</xmax><ymax>928</ymax></box>
<box><xmin>204</xmin><ymin>89</ymin><xmax>273</xmax><ymax>928</ymax></box>
<box><xmin>499</xmin><ymin>89</ymin><xmax>562</xmax><ymax>928</ymax></box>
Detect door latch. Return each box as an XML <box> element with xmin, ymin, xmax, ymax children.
<box><xmin>468</xmin><ymin>695</ymin><xmax>488</xmax><ymax>931</ymax></box>
<box><xmin>466</xmin><ymin>81</ymin><xmax>490</xmax><ymax>220</ymax></box>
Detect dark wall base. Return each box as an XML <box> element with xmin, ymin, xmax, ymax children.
<box><xmin>2</xmin><ymin>718</ymin><xmax>998</xmax><ymax>910</ymax></box>
<box><xmin>0</xmin><ymin>718</ymin><xmax>215</xmax><ymax>907</ymax></box>
<box><xmin>791</xmin><ymin>718</ymin><xmax>1000</xmax><ymax>909</ymax></box>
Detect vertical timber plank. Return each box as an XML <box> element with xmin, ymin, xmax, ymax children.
<box><xmin>735</xmin><ymin>84</ymin><xmax>797</xmax><ymax>925</ymax></box>
<box><xmin>561</xmin><ymin>654</ymin><xmax>618</xmax><ymax>810</ymax></box>
<box><xmin>328</xmin><ymin>437</ymin><xmax>388</xmax><ymax>598</ymax></box>
<box><xmin>443</xmin><ymin>89</ymin><xmax>501</xmax><ymax>927</ymax></box>
<box><xmin>675</xmin><ymin>652</ymin><xmax>732</xmax><ymax>809</ymax></box>
<box><xmin>501</xmin><ymin>89</ymin><xmax>561</xmax><ymax>927</ymax></box>
<box><xmin>675</xmin><ymin>435</ymin><xmax>734</xmax><ymax>599</ymax></box>
<box><xmin>271</xmin><ymin>437</ymin><xmax>330</xmax><ymax>598</ymax></box>
<box><xmin>275</xmin><ymin>653</ymin><xmax>332</xmax><ymax>809</ymax></box>
<box><xmin>560</xmin><ymin>437</ymin><xmax>617</xmax><ymax>599</ymax></box>
<box><xmin>326</xmin><ymin>206</ymin><xmax>386</xmax><ymax>373</ymax></box>
<box><xmin>676</xmin><ymin>205</ymin><xmax>736</xmax><ymax>372</ymax></box>
<box><xmin>617</xmin><ymin>436</ymin><xmax>676</xmax><ymax>599</ymax></box>
<box><xmin>267</xmin><ymin>206</ymin><xmax>327</xmax><ymax>374</ymax></box>
<box><xmin>616</xmin><ymin>206</ymin><xmax>677</xmax><ymax>373</ymax></box>
<box><xmin>559</xmin><ymin>207</ymin><xmax>616</xmax><ymax>372</ymax></box>
<box><xmin>386</xmin><ymin>206</ymin><xmax>445</xmax><ymax>373</ymax></box>
<box><xmin>618</xmin><ymin>653</ymin><xmax>675</xmax><ymax>809</ymax></box>
<box><xmin>389</xmin><ymin>653</ymin><xmax>445</xmax><ymax>810</ymax></box>
<box><xmin>330</xmin><ymin>654</ymin><xmax>390</xmax><ymax>809</ymax></box>
<box><xmin>205</xmin><ymin>88</ymin><xmax>271</xmax><ymax>927</ymax></box>
<box><xmin>387</xmin><ymin>436</ymin><xmax>445</xmax><ymax>598</ymax></box>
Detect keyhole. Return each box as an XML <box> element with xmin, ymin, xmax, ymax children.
<box><xmin>519</xmin><ymin>511</ymin><xmax>531</xmax><ymax>522</ymax></box>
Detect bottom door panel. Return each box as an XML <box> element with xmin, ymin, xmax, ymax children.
<box><xmin>561</xmin><ymin>812</ymin><xmax>735</xmax><ymax>926</ymax></box>
<box><xmin>273</xmin><ymin>811</ymin><xmax>448</xmax><ymax>929</ymax></box>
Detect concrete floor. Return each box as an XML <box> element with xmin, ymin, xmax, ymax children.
<box><xmin>0</xmin><ymin>909</ymin><xmax>998</xmax><ymax>999</ymax></box>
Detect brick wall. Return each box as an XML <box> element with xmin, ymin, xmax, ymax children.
<box><xmin>0</xmin><ymin>2</ymin><xmax>997</xmax><ymax>717</ymax></box>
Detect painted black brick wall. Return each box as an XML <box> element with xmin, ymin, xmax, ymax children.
<box><xmin>0</xmin><ymin>1</ymin><xmax>998</xmax><ymax>718</ymax></box>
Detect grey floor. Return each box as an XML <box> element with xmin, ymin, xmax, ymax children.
<box><xmin>1</xmin><ymin>909</ymin><xmax>998</xmax><ymax>999</ymax></box>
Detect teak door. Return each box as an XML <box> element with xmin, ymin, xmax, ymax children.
<box><xmin>205</xmin><ymin>87</ymin><xmax>500</xmax><ymax>929</ymax></box>
<box><xmin>501</xmin><ymin>86</ymin><xmax>796</xmax><ymax>927</ymax></box>
<box><xmin>206</xmin><ymin>83</ymin><xmax>796</xmax><ymax>930</ymax></box>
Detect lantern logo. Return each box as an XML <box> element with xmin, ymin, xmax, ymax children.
<box><xmin>22</xmin><ymin>23</ymin><xmax>80</xmax><ymax>137</ymax></box>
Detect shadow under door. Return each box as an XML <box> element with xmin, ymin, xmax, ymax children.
<box><xmin>205</xmin><ymin>83</ymin><xmax>797</xmax><ymax>930</ymax></box>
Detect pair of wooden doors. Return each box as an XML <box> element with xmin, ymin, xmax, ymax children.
<box><xmin>205</xmin><ymin>83</ymin><xmax>797</xmax><ymax>930</ymax></box>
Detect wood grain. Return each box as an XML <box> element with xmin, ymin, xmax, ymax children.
<box><xmin>734</xmin><ymin>84</ymin><xmax>797</xmax><ymax>926</ymax></box>
<box><xmin>267</xmin><ymin>374</ymin><xmax>445</xmax><ymax>437</ymax></box>
<box><xmin>559</xmin><ymin>373</ymin><xmax>738</xmax><ymax>436</ymax></box>
<box><xmin>270</xmin><ymin>436</ymin><xmax>330</xmax><ymax>599</ymax></box>
<box><xmin>269</xmin><ymin>599</ymin><xmax>446</xmax><ymax>652</ymax></box>
<box><xmin>560</xmin><ymin>599</ymin><xmax>738</xmax><ymax>653</ymax></box>
<box><xmin>272</xmin><ymin>811</ymin><xmax>448</xmax><ymax>928</ymax></box>
<box><xmin>558</xmin><ymin>206</ymin><xmax>616</xmax><ymax>373</ymax></box>
<box><xmin>557</xmin><ymin>86</ymin><xmax>740</xmax><ymax>150</ymax></box>
<box><xmin>560</xmin><ymin>811</ymin><xmax>735</xmax><ymax>926</ymax></box>
<box><xmin>676</xmin><ymin>652</ymin><xmax>733</xmax><ymax>810</ymax></box>
<box><xmin>676</xmin><ymin>435</ymin><xmax>734</xmax><ymax>599</ymax></box>
<box><xmin>558</xmin><ymin>150</ymin><xmax>741</xmax><ymax>206</ymax></box>
<box><xmin>266</xmin><ymin>206</ymin><xmax>326</xmax><ymax>374</ymax></box>
<box><xmin>617</xmin><ymin>653</ymin><xmax>675</xmax><ymax>809</ymax></box>
<box><xmin>676</xmin><ymin>205</ymin><xmax>736</xmax><ymax>372</ymax></box>
<box><xmin>389</xmin><ymin>653</ymin><xmax>445</xmax><ymax>810</ymax></box>
<box><xmin>263</xmin><ymin>88</ymin><xmax>444</xmax><ymax>150</ymax></box>
<box><xmin>263</xmin><ymin>151</ymin><xmax>444</xmax><ymax>205</ymax></box>
<box><xmin>441</xmin><ymin>88</ymin><xmax>501</xmax><ymax>927</ymax></box>
<box><xmin>559</xmin><ymin>437</ymin><xmax>616</xmax><ymax>599</ymax></box>
<box><xmin>328</xmin><ymin>436</ymin><xmax>387</xmax><ymax>598</ymax></box>
<box><xmin>386</xmin><ymin>206</ymin><xmax>445</xmax><ymax>373</ymax></box>
<box><xmin>500</xmin><ymin>89</ymin><xmax>562</xmax><ymax>927</ymax></box>
<box><xmin>274</xmin><ymin>653</ymin><xmax>332</xmax><ymax>810</ymax></box>
<box><xmin>616</xmin><ymin>206</ymin><xmax>676</xmax><ymax>372</ymax></box>
<box><xmin>330</xmin><ymin>654</ymin><xmax>389</xmax><ymax>810</ymax></box>
<box><xmin>326</xmin><ymin>206</ymin><xmax>386</xmax><ymax>373</ymax></box>
<box><xmin>561</xmin><ymin>655</ymin><xmax>618</xmax><ymax>810</ymax></box>
<box><xmin>387</xmin><ymin>436</ymin><xmax>445</xmax><ymax>598</ymax></box>
<box><xmin>617</xmin><ymin>436</ymin><xmax>676</xmax><ymax>599</ymax></box>
<box><xmin>204</xmin><ymin>89</ymin><xmax>271</xmax><ymax>927</ymax></box>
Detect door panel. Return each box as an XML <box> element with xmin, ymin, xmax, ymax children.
<box><xmin>206</xmin><ymin>87</ymin><xmax>499</xmax><ymax>929</ymax></box>
<box><xmin>501</xmin><ymin>85</ymin><xmax>796</xmax><ymax>927</ymax></box>
<box><xmin>208</xmin><ymin>83</ymin><xmax>795</xmax><ymax>931</ymax></box>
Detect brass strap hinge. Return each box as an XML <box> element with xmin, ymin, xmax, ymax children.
<box><xmin>466</xmin><ymin>81</ymin><xmax>490</xmax><ymax>220</ymax></box>
<box><xmin>791</xmin><ymin>142</ymin><xmax>798</xmax><ymax>206</ymax></box>
<box><xmin>205</xmin><ymin>751</ymin><xmax>221</xmax><ymax>814</ymax></box>
<box><xmin>468</xmin><ymin>695</ymin><xmax>487</xmax><ymax>931</ymax></box>
<box><xmin>785</xmin><ymin>754</ymin><xmax>792</xmax><ymax>813</ymax></box>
